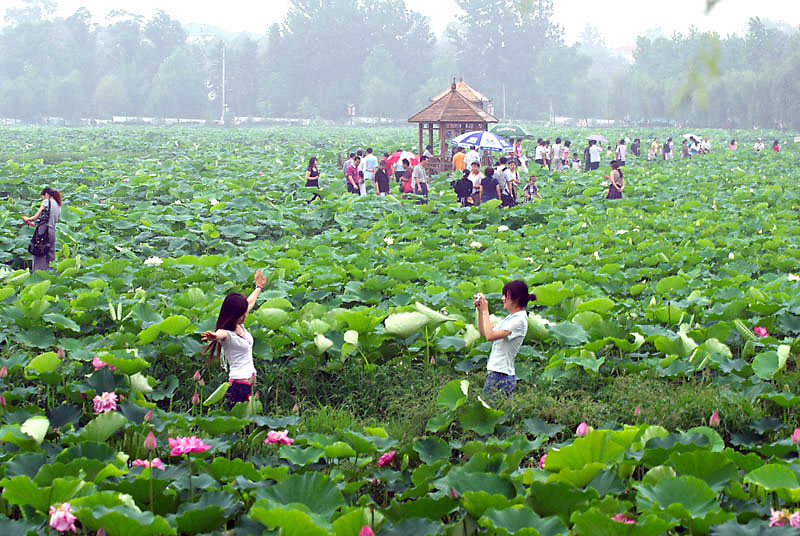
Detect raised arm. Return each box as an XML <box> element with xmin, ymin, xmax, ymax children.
<box><xmin>247</xmin><ymin>269</ymin><xmax>266</xmax><ymax>313</ymax></box>
<box><xmin>475</xmin><ymin>294</ymin><xmax>511</xmax><ymax>341</ymax></box>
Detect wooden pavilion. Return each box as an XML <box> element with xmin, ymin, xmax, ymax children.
<box><xmin>408</xmin><ymin>79</ymin><xmax>498</xmax><ymax>173</ymax></box>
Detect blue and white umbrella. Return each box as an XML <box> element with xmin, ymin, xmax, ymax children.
<box><xmin>449</xmin><ymin>131</ymin><xmax>512</xmax><ymax>152</ymax></box>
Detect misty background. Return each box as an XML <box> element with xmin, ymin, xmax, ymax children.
<box><xmin>1</xmin><ymin>0</ymin><xmax>799</xmax><ymax>127</ymax></box>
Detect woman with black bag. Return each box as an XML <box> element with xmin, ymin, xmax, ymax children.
<box><xmin>22</xmin><ymin>187</ymin><xmax>62</xmax><ymax>272</ymax></box>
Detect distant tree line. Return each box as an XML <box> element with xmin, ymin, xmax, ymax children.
<box><xmin>1</xmin><ymin>0</ymin><xmax>798</xmax><ymax>127</ymax></box>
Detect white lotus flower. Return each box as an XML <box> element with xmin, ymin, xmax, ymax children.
<box><xmin>209</xmin><ymin>198</ymin><xmax>219</xmax><ymax>206</ymax></box>
<box><xmin>616</xmin><ymin>229</ymin><xmax>628</xmax><ymax>235</ymax></box>
<box><xmin>695</xmin><ymin>221</ymin><xmax>700</xmax><ymax>227</ymax></box>
<box><xmin>470</xmin><ymin>241</ymin><xmax>482</xmax><ymax>249</ymax></box>
<box><xmin>144</xmin><ymin>256</ymin><xmax>163</xmax><ymax>266</ymax></box>
<box><xmin>524</xmin><ymin>257</ymin><xmax>534</xmax><ymax>263</ymax></box>
<box><xmin>174</xmin><ymin>200</ymin><xmax>181</xmax><ymax>205</ymax></box>
<box><xmin>789</xmin><ymin>274</ymin><xmax>800</xmax><ymax>282</ymax></box>
<box><xmin>593</xmin><ymin>251</ymin><xmax>600</xmax><ymax>260</ymax></box>
<box><xmin>498</xmin><ymin>225</ymin><xmax>509</xmax><ymax>232</ymax></box>
<box><xmin>581</xmin><ymin>222</ymin><xmax>587</xmax><ymax>229</ymax></box>
<box><xmin>383</xmin><ymin>236</ymin><xmax>394</xmax><ymax>245</ymax></box>
<box><xmin>544</xmin><ymin>247</ymin><xmax>549</xmax><ymax>254</ymax></box>
<box><xmin>749</xmin><ymin>188</ymin><xmax>754</xmax><ymax>193</ymax></box>
<box><xmin>728</xmin><ymin>252</ymin><xmax>735</xmax><ymax>260</ymax></box>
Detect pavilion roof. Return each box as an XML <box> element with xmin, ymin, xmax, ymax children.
<box><xmin>430</xmin><ymin>78</ymin><xmax>492</xmax><ymax>103</ymax></box>
<box><xmin>408</xmin><ymin>84</ymin><xmax>498</xmax><ymax>124</ymax></box>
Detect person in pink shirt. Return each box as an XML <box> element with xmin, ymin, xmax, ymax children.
<box><xmin>772</xmin><ymin>140</ymin><xmax>780</xmax><ymax>152</ymax></box>
<box><xmin>729</xmin><ymin>139</ymin><xmax>737</xmax><ymax>151</ymax></box>
<box><xmin>346</xmin><ymin>156</ymin><xmax>360</xmax><ymax>194</ymax></box>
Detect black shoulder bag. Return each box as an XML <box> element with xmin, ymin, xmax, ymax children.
<box><xmin>28</xmin><ymin>200</ymin><xmax>51</xmax><ymax>256</ymax></box>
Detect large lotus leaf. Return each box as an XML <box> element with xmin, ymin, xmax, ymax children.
<box><xmin>635</xmin><ymin>475</ymin><xmax>719</xmax><ymax>520</ymax></box>
<box><xmin>248</xmin><ymin>500</ymin><xmax>330</xmax><ymax>536</ymax></box>
<box><xmin>170</xmin><ymin>490</ymin><xmax>239</xmax><ymax>534</ymax></box>
<box><xmin>336</xmin><ymin>309</ymin><xmax>382</xmax><ymax>333</ymax></box>
<box><xmin>257</xmin><ymin>472</ymin><xmax>344</xmax><ymax>518</ymax></box>
<box><xmin>384</xmin><ymin>496</ymin><xmax>456</xmax><ymax>523</ymax></box>
<box><xmin>575</xmin><ymin>297</ymin><xmax>615</xmax><ymax>314</ymax></box>
<box><xmin>413</xmin><ymin>436</ymin><xmax>452</xmax><ymax>465</ymax></box>
<box><xmin>479</xmin><ymin>506</ymin><xmax>568</xmax><ymax>536</ymax></box>
<box><xmin>433</xmin><ymin>466</ymin><xmax>515</xmax><ymax>498</ymax></box>
<box><xmin>1</xmin><ymin>475</ymin><xmax>95</xmax><ymax>514</ymax></box>
<box><xmin>533</xmin><ymin>281</ymin><xmax>572</xmax><ymax>306</ymax></box>
<box><xmin>340</xmin><ymin>430</ymin><xmax>379</xmax><ymax>455</ymax></box>
<box><xmin>255</xmin><ymin>308</ymin><xmax>289</xmax><ymax>330</ymax></box>
<box><xmin>744</xmin><ymin>463</ymin><xmax>800</xmax><ymax>502</ymax></box>
<box><xmin>313</xmin><ymin>333</ymin><xmax>334</xmax><ymax>354</ymax></box>
<box><xmin>20</xmin><ymin>415</ymin><xmax>48</xmax><ymax>445</ymax></box>
<box><xmin>710</xmin><ymin>519</ymin><xmax>800</xmax><ymax>535</ymax></box>
<box><xmin>571</xmin><ymin>507</ymin><xmax>677</xmax><ymax>536</ymax></box>
<box><xmin>528</xmin><ymin>480</ymin><xmax>597</xmax><ymax>518</ymax></box>
<box><xmin>74</xmin><ymin>411</ymin><xmax>128</xmax><ymax>443</ymax></box>
<box><xmin>379</xmin><ymin>518</ymin><xmax>443</xmax><ymax>536</ymax></box>
<box><xmin>100</xmin><ymin>352</ymin><xmax>151</xmax><ymax>375</ymax></box>
<box><xmin>462</xmin><ymin>491</ymin><xmax>512</xmax><ymax>519</ymax></box>
<box><xmin>653</xmin><ymin>331</ymin><xmax>697</xmax><ymax>358</ymax></box>
<box><xmin>324</xmin><ymin>441</ymin><xmax>357</xmax><ymax>458</ymax></box>
<box><xmin>464</xmin><ymin>323</ymin><xmax>481</xmax><ymax>346</ymax></box>
<box><xmin>526</xmin><ymin>313</ymin><xmax>552</xmax><ymax>341</ymax></box>
<box><xmin>42</xmin><ymin>312</ymin><xmax>80</xmax><ymax>332</ymax></box>
<box><xmin>548</xmin><ymin>322</ymin><xmax>590</xmax><ymax>346</ymax></box>
<box><xmin>384</xmin><ymin>311</ymin><xmax>429</xmax><ymax>338</ymax></box>
<box><xmin>158</xmin><ymin>315</ymin><xmax>194</xmax><ymax>336</ymax></box>
<box><xmin>332</xmin><ymin>508</ymin><xmax>386</xmax><ymax>536</ymax></box>
<box><xmin>195</xmin><ymin>415</ymin><xmax>248</xmax><ymax>435</ymax></box>
<box><xmin>0</xmin><ymin>519</ymin><xmax>39</xmax><ymax>536</ymax></box>
<box><xmin>655</xmin><ymin>275</ymin><xmax>687</xmax><ymax>294</ymax></box>
<box><xmin>544</xmin><ymin>431</ymin><xmax>626</xmax><ymax>472</ymax></box>
<box><xmin>25</xmin><ymin>351</ymin><xmax>60</xmax><ymax>375</ymax></box>
<box><xmin>667</xmin><ymin>450</ymin><xmax>738</xmax><ymax>491</ymax></box>
<box><xmin>203</xmin><ymin>382</ymin><xmax>229</xmax><ymax>406</ymax></box>
<box><xmin>546</xmin><ymin>463</ymin><xmax>606</xmax><ymax>489</ymax></box>
<box><xmin>174</xmin><ymin>287</ymin><xmax>205</xmax><ymax>308</ymax></box>
<box><xmin>279</xmin><ymin>445</ymin><xmax>325</xmax><ymax>466</ymax></box>
<box><xmin>436</xmin><ymin>379</ymin><xmax>469</xmax><ymax>410</ymax></box>
<box><xmin>752</xmin><ymin>348</ymin><xmax>789</xmax><ymax>380</ymax></box>
<box><xmin>459</xmin><ymin>399</ymin><xmax>504</xmax><ymax>436</ymax></box>
<box><xmin>523</xmin><ymin>418</ymin><xmax>564</xmax><ymax>438</ymax></box>
<box><xmin>75</xmin><ymin>505</ymin><xmax>176</xmax><ymax>536</ymax></box>
<box><xmin>414</xmin><ymin>302</ymin><xmax>454</xmax><ymax>323</ymax></box>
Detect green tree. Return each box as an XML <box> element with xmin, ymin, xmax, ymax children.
<box><xmin>92</xmin><ymin>73</ymin><xmax>131</xmax><ymax>117</ymax></box>
<box><xmin>146</xmin><ymin>47</ymin><xmax>207</xmax><ymax>117</ymax></box>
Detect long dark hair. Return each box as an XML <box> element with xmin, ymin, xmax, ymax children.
<box><xmin>307</xmin><ymin>157</ymin><xmax>317</xmax><ymax>171</ymax></box>
<box><xmin>204</xmin><ymin>293</ymin><xmax>248</xmax><ymax>359</ymax></box>
<box><xmin>41</xmin><ymin>187</ymin><xmax>62</xmax><ymax>206</ymax></box>
<box><xmin>611</xmin><ymin>160</ymin><xmax>624</xmax><ymax>180</ymax></box>
<box><xmin>502</xmin><ymin>280</ymin><xmax>536</xmax><ymax>309</ymax></box>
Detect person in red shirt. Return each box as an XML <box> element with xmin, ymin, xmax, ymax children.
<box><xmin>773</xmin><ymin>140</ymin><xmax>781</xmax><ymax>152</ymax></box>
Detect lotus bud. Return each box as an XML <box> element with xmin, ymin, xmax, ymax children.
<box><xmin>191</xmin><ymin>392</ymin><xmax>200</xmax><ymax>406</ymax></box>
<box><xmin>576</xmin><ymin>421</ymin><xmax>589</xmax><ymax>437</ymax></box>
<box><xmin>56</xmin><ymin>347</ymin><xmax>65</xmax><ymax>359</ymax></box>
<box><xmin>709</xmin><ymin>410</ymin><xmax>720</xmax><ymax>428</ymax></box>
<box><xmin>292</xmin><ymin>402</ymin><xmax>299</xmax><ymax>414</ymax></box>
<box><xmin>144</xmin><ymin>430</ymin><xmax>157</xmax><ymax>451</ymax></box>
<box><xmin>144</xmin><ymin>409</ymin><xmax>153</xmax><ymax>422</ymax></box>
<box><xmin>193</xmin><ymin>370</ymin><xmax>202</xmax><ymax>383</ymax></box>
<box><xmin>197</xmin><ymin>378</ymin><xmax>205</xmax><ymax>387</ymax></box>
<box><xmin>634</xmin><ymin>406</ymin><xmax>641</xmax><ymax>416</ymax></box>
<box><xmin>359</xmin><ymin>526</ymin><xmax>375</xmax><ymax>536</ymax></box>
<box><xmin>792</xmin><ymin>428</ymin><xmax>800</xmax><ymax>446</ymax></box>
<box><xmin>0</xmin><ymin>394</ymin><xmax>5</xmax><ymax>407</ymax></box>
<box><xmin>0</xmin><ymin>366</ymin><xmax>7</xmax><ymax>378</ymax></box>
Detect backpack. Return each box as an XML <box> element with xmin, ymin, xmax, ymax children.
<box><xmin>663</xmin><ymin>142</ymin><xmax>670</xmax><ymax>153</ymax></box>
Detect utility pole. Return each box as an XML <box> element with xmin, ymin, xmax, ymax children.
<box><xmin>220</xmin><ymin>42</ymin><xmax>226</xmax><ymax>124</ymax></box>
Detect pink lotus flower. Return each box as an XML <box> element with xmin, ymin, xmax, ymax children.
<box><xmin>99</xmin><ymin>200</ymin><xmax>104</xmax><ymax>204</ymax></box>
<box><xmin>709</xmin><ymin>410</ymin><xmax>720</xmax><ymax>428</ymax></box>
<box><xmin>791</xmin><ymin>512</ymin><xmax>800</xmax><ymax>528</ymax></box>
<box><xmin>576</xmin><ymin>422</ymin><xmax>589</xmax><ymax>437</ymax></box>
<box><xmin>93</xmin><ymin>392</ymin><xmax>117</xmax><ymax>413</ymax></box>
<box><xmin>144</xmin><ymin>409</ymin><xmax>153</xmax><ymax>422</ymax></box>
<box><xmin>792</xmin><ymin>428</ymin><xmax>800</xmax><ymax>446</ymax></box>
<box><xmin>168</xmin><ymin>436</ymin><xmax>212</xmax><ymax>456</ymax></box>
<box><xmin>539</xmin><ymin>453</ymin><xmax>547</xmax><ymax>469</ymax></box>
<box><xmin>634</xmin><ymin>405</ymin><xmax>641</xmax><ymax>416</ymax></box>
<box><xmin>123</xmin><ymin>178</ymin><xmax>129</xmax><ymax>182</ymax></box>
<box><xmin>132</xmin><ymin>458</ymin><xmax>165</xmax><ymax>470</ymax></box>
<box><xmin>264</xmin><ymin>430</ymin><xmax>294</xmax><ymax>446</ymax></box>
<box><xmin>92</xmin><ymin>357</ymin><xmax>115</xmax><ymax>370</ymax></box>
<box><xmin>359</xmin><ymin>526</ymin><xmax>375</xmax><ymax>536</ymax></box>
<box><xmin>770</xmin><ymin>508</ymin><xmax>788</xmax><ymax>527</ymax></box>
<box><xmin>259</xmin><ymin>171</ymin><xmax>265</xmax><ymax>176</ymax></box>
<box><xmin>0</xmin><ymin>366</ymin><xmax>7</xmax><ymax>378</ymax></box>
<box><xmin>191</xmin><ymin>392</ymin><xmax>200</xmax><ymax>406</ymax></box>
<box><xmin>0</xmin><ymin>394</ymin><xmax>6</xmax><ymax>407</ymax></box>
<box><xmin>753</xmin><ymin>326</ymin><xmax>769</xmax><ymax>338</ymax></box>
<box><xmin>377</xmin><ymin>450</ymin><xmax>396</xmax><ymax>467</ymax></box>
<box><xmin>611</xmin><ymin>513</ymin><xmax>635</xmax><ymax>524</ymax></box>
<box><xmin>49</xmin><ymin>502</ymin><xmax>77</xmax><ymax>532</ymax></box>
<box><xmin>144</xmin><ymin>430</ymin><xmax>157</xmax><ymax>451</ymax></box>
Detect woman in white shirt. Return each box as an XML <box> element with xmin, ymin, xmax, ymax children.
<box><xmin>474</xmin><ymin>280</ymin><xmax>536</xmax><ymax>397</ymax></box>
<box><xmin>202</xmin><ymin>269</ymin><xmax>267</xmax><ymax>408</ymax></box>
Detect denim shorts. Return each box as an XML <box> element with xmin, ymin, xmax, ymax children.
<box><xmin>483</xmin><ymin>371</ymin><xmax>517</xmax><ymax>397</ymax></box>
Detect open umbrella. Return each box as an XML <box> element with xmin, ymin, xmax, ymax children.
<box><xmin>385</xmin><ymin>151</ymin><xmax>419</xmax><ymax>167</ymax></box>
<box><xmin>449</xmin><ymin>131</ymin><xmax>512</xmax><ymax>152</ymax></box>
<box><xmin>587</xmin><ymin>134</ymin><xmax>608</xmax><ymax>143</ymax></box>
<box><xmin>682</xmin><ymin>133</ymin><xmax>701</xmax><ymax>140</ymax></box>
<box><xmin>490</xmin><ymin>124</ymin><xmax>531</xmax><ymax>139</ymax></box>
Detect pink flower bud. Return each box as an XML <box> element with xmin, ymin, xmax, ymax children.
<box><xmin>292</xmin><ymin>402</ymin><xmax>299</xmax><ymax>413</ymax></box>
<box><xmin>634</xmin><ymin>406</ymin><xmax>641</xmax><ymax>416</ymax></box>
<box><xmin>0</xmin><ymin>366</ymin><xmax>7</xmax><ymax>378</ymax></box>
<box><xmin>193</xmin><ymin>370</ymin><xmax>202</xmax><ymax>383</ymax></box>
<box><xmin>753</xmin><ymin>326</ymin><xmax>769</xmax><ymax>338</ymax></box>
<box><xmin>709</xmin><ymin>410</ymin><xmax>720</xmax><ymax>428</ymax></box>
<box><xmin>144</xmin><ymin>409</ymin><xmax>153</xmax><ymax>422</ymax></box>
<box><xmin>359</xmin><ymin>526</ymin><xmax>375</xmax><ymax>536</ymax></box>
<box><xmin>576</xmin><ymin>421</ymin><xmax>589</xmax><ymax>437</ymax></box>
<box><xmin>0</xmin><ymin>394</ymin><xmax>5</xmax><ymax>407</ymax></box>
<box><xmin>144</xmin><ymin>430</ymin><xmax>157</xmax><ymax>450</ymax></box>
<box><xmin>450</xmin><ymin>487</ymin><xmax>459</xmax><ymax>500</ymax></box>
<box><xmin>56</xmin><ymin>348</ymin><xmax>65</xmax><ymax>359</ymax></box>
<box><xmin>191</xmin><ymin>392</ymin><xmax>200</xmax><ymax>406</ymax></box>
<box><xmin>792</xmin><ymin>428</ymin><xmax>800</xmax><ymax>446</ymax></box>
<box><xmin>539</xmin><ymin>453</ymin><xmax>547</xmax><ymax>469</ymax></box>
<box><xmin>197</xmin><ymin>378</ymin><xmax>205</xmax><ymax>387</ymax></box>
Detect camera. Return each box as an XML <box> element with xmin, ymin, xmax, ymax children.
<box><xmin>473</xmin><ymin>294</ymin><xmax>481</xmax><ymax>307</ymax></box>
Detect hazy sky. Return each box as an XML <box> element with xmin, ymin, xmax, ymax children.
<box><xmin>7</xmin><ymin>0</ymin><xmax>800</xmax><ymax>47</ymax></box>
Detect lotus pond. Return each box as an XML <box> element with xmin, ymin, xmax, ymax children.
<box><xmin>1</xmin><ymin>126</ymin><xmax>800</xmax><ymax>535</ymax></box>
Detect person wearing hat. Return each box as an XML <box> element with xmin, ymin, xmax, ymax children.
<box><xmin>753</xmin><ymin>138</ymin><xmax>765</xmax><ymax>153</ymax></box>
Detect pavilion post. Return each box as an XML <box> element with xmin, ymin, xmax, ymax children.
<box><xmin>418</xmin><ymin>124</ymin><xmax>423</xmax><ymax>157</ymax></box>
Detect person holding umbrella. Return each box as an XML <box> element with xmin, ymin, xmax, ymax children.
<box><xmin>588</xmin><ymin>140</ymin><xmax>601</xmax><ymax>171</ymax></box>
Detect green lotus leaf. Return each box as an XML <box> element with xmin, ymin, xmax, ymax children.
<box><xmin>75</xmin><ymin>505</ymin><xmax>176</xmax><ymax>536</ymax></box>
<box><xmin>42</xmin><ymin>312</ymin><xmax>80</xmax><ymax>332</ymax></box>
<box><xmin>548</xmin><ymin>322</ymin><xmax>590</xmax><ymax>346</ymax></box>
<box><xmin>257</xmin><ymin>472</ymin><xmax>345</xmax><ymax>518</ymax></box>
<box><xmin>479</xmin><ymin>506</ymin><xmax>568</xmax><ymax>536</ymax></box>
<box><xmin>635</xmin><ymin>475</ymin><xmax>719</xmax><ymax>520</ymax></box>
<box><xmin>436</xmin><ymin>379</ymin><xmax>469</xmax><ymax>410</ymax></box>
<box><xmin>203</xmin><ymin>381</ymin><xmax>229</xmax><ymax>406</ymax></box>
<box><xmin>100</xmin><ymin>352</ymin><xmax>151</xmax><ymax>375</ymax></box>
<box><xmin>752</xmin><ymin>350</ymin><xmax>789</xmax><ymax>380</ymax></box>
<box><xmin>545</xmin><ymin>430</ymin><xmax>626</xmax><ymax>472</ymax></box>
<box><xmin>656</xmin><ymin>275</ymin><xmax>687</xmax><ymax>294</ymax></box>
<box><xmin>576</xmin><ymin>297</ymin><xmax>615</xmax><ymax>314</ymax></box>
<box><xmin>384</xmin><ymin>311</ymin><xmax>429</xmax><ymax>338</ymax></box>
<box><xmin>170</xmin><ymin>490</ymin><xmax>239</xmax><ymax>534</ymax></box>
<box><xmin>20</xmin><ymin>416</ymin><xmax>49</xmax><ymax>445</ymax></box>
<box><xmin>25</xmin><ymin>351</ymin><xmax>60</xmax><ymax>375</ymax></box>
<box><xmin>571</xmin><ymin>507</ymin><xmax>677</xmax><ymax>536</ymax></box>
<box><xmin>413</xmin><ymin>436</ymin><xmax>451</xmax><ymax>465</ymax></box>
<box><xmin>255</xmin><ymin>308</ymin><xmax>289</xmax><ymax>330</ymax></box>
<box><xmin>459</xmin><ymin>399</ymin><xmax>504</xmax><ymax>436</ymax></box>
<box><xmin>668</xmin><ymin>450</ymin><xmax>738</xmax><ymax>491</ymax></box>
<box><xmin>158</xmin><ymin>314</ymin><xmax>194</xmax><ymax>336</ymax></box>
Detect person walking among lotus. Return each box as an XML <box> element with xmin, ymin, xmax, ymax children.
<box><xmin>304</xmin><ymin>156</ymin><xmax>321</xmax><ymax>203</ymax></box>
<box><xmin>22</xmin><ymin>187</ymin><xmax>62</xmax><ymax>272</ymax></box>
<box><xmin>474</xmin><ymin>280</ymin><xmax>535</xmax><ymax>397</ymax></box>
<box><xmin>202</xmin><ymin>269</ymin><xmax>266</xmax><ymax>408</ymax></box>
<box><xmin>412</xmin><ymin>155</ymin><xmax>429</xmax><ymax>204</ymax></box>
<box><xmin>605</xmin><ymin>160</ymin><xmax>624</xmax><ymax>199</ymax></box>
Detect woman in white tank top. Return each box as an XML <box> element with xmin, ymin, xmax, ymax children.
<box><xmin>201</xmin><ymin>269</ymin><xmax>267</xmax><ymax>408</ymax></box>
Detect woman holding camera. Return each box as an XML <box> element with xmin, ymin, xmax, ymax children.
<box><xmin>22</xmin><ymin>187</ymin><xmax>62</xmax><ymax>272</ymax></box>
<box><xmin>474</xmin><ymin>280</ymin><xmax>535</xmax><ymax>397</ymax></box>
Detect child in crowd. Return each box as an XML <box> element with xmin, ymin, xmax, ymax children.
<box><xmin>523</xmin><ymin>175</ymin><xmax>542</xmax><ymax>202</ymax></box>
<box><xmin>571</xmin><ymin>152</ymin><xmax>581</xmax><ymax>171</ymax></box>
